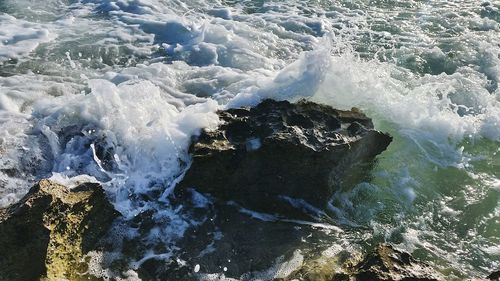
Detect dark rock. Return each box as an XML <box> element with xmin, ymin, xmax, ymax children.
<box><xmin>176</xmin><ymin>99</ymin><xmax>392</xmax><ymax>218</ymax></box>
<box><xmin>348</xmin><ymin>244</ymin><xmax>441</xmax><ymax>281</ymax></box>
<box><xmin>0</xmin><ymin>180</ymin><xmax>119</xmax><ymax>281</ymax></box>
<box><xmin>138</xmin><ymin>258</ymin><xmax>197</xmax><ymax>281</ymax></box>
<box><xmin>488</xmin><ymin>270</ymin><xmax>500</xmax><ymax>280</ymax></box>
<box><xmin>159</xmin><ymin>99</ymin><xmax>392</xmax><ymax>278</ymax></box>
<box><xmin>174</xmin><ymin>200</ymin><xmax>325</xmax><ymax>278</ymax></box>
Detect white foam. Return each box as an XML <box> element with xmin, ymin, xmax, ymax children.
<box><xmin>32</xmin><ymin>79</ymin><xmax>219</xmax><ymax>217</ymax></box>
<box><xmin>482</xmin><ymin>245</ymin><xmax>500</xmax><ymax>256</ymax></box>
<box><xmin>0</xmin><ymin>14</ymin><xmax>56</xmax><ymax>62</ymax></box>
<box><xmin>227</xmin><ymin>36</ymin><xmax>331</xmax><ymax>108</ymax></box>
<box><xmin>237</xmin><ymin>206</ymin><xmax>279</xmax><ymax>222</ymax></box>
<box><xmin>313</xmin><ymin>53</ymin><xmax>500</xmax><ymax>144</ymax></box>
<box><xmin>48</xmin><ymin>173</ymin><xmax>100</xmax><ymax>188</ymax></box>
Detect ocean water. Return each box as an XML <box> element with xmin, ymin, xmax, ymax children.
<box><xmin>0</xmin><ymin>0</ymin><xmax>499</xmax><ymax>280</ymax></box>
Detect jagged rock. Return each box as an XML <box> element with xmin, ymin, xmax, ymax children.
<box><xmin>347</xmin><ymin>244</ymin><xmax>441</xmax><ymax>281</ymax></box>
<box><xmin>177</xmin><ymin>99</ymin><xmax>392</xmax><ymax>218</ymax></box>
<box><xmin>159</xmin><ymin>99</ymin><xmax>392</xmax><ymax>278</ymax></box>
<box><xmin>0</xmin><ymin>180</ymin><xmax>119</xmax><ymax>281</ymax></box>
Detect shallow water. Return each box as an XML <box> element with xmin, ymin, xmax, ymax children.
<box><xmin>0</xmin><ymin>0</ymin><xmax>499</xmax><ymax>280</ymax></box>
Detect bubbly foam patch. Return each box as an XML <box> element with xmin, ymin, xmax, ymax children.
<box><xmin>31</xmin><ymin>79</ymin><xmax>219</xmax><ymax>217</ymax></box>
<box><xmin>0</xmin><ymin>14</ymin><xmax>56</xmax><ymax>62</ymax></box>
<box><xmin>314</xmin><ymin>53</ymin><xmax>500</xmax><ymax>144</ymax></box>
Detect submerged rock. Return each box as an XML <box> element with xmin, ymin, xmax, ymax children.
<box><xmin>0</xmin><ymin>180</ymin><xmax>118</xmax><ymax>281</ymax></box>
<box><xmin>279</xmin><ymin>254</ymin><xmax>346</xmax><ymax>281</ymax></box>
<box><xmin>284</xmin><ymin>244</ymin><xmax>441</xmax><ymax>281</ymax></box>
<box><xmin>170</xmin><ymin>200</ymin><xmax>332</xmax><ymax>278</ymax></box>
<box><xmin>177</xmin><ymin>99</ymin><xmax>392</xmax><ymax>218</ymax></box>
<box><xmin>347</xmin><ymin>244</ymin><xmax>441</xmax><ymax>281</ymax></box>
<box><xmin>487</xmin><ymin>270</ymin><xmax>500</xmax><ymax>280</ymax></box>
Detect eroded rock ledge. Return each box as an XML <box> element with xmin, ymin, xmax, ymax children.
<box><xmin>177</xmin><ymin>99</ymin><xmax>392</xmax><ymax>218</ymax></box>
<box><xmin>0</xmin><ymin>180</ymin><xmax>118</xmax><ymax>281</ymax></box>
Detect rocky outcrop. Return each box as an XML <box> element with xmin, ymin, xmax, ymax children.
<box><xmin>347</xmin><ymin>244</ymin><xmax>441</xmax><ymax>281</ymax></box>
<box><xmin>0</xmin><ymin>180</ymin><xmax>118</xmax><ymax>281</ymax></box>
<box><xmin>177</xmin><ymin>99</ymin><xmax>392</xmax><ymax>218</ymax></box>
<box><xmin>284</xmin><ymin>244</ymin><xmax>442</xmax><ymax>281</ymax></box>
<box><xmin>155</xmin><ymin>99</ymin><xmax>393</xmax><ymax>278</ymax></box>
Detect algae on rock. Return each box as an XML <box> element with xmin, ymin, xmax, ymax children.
<box><xmin>347</xmin><ymin>244</ymin><xmax>442</xmax><ymax>281</ymax></box>
<box><xmin>0</xmin><ymin>180</ymin><xmax>119</xmax><ymax>281</ymax></box>
<box><xmin>283</xmin><ymin>244</ymin><xmax>442</xmax><ymax>281</ymax></box>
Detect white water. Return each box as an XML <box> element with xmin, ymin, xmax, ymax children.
<box><xmin>0</xmin><ymin>0</ymin><xmax>499</xmax><ymax>279</ymax></box>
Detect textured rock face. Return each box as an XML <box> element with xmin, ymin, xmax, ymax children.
<box><xmin>349</xmin><ymin>245</ymin><xmax>441</xmax><ymax>281</ymax></box>
<box><xmin>164</xmin><ymin>99</ymin><xmax>392</xmax><ymax>278</ymax></box>
<box><xmin>0</xmin><ymin>180</ymin><xmax>118</xmax><ymax>281</ymax></box>
<box><xmin>177</xmin><ymin>99</ymin><xmax>392</xmax><ymax>217</ymax></box>
<box><xmin>279</xmin><ymin>254</ymin><xmax>343</xmax><ymax>281</ymax></box>
<box><xmin>283</xmin><ymin>244</ymin><xmax>442</xmax><ymax>281</ymax></box>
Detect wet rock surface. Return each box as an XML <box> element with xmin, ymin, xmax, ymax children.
<box><xmin>0</xmin><ymin>100</ymin><xmax>409</xmax><ymax>281</ymax></box>
<box><xmin>488</xmin><ymin>270</ymin><xmax>500</xmax><ymax>280</ymax></box>
<box><xmin>177</xmin><ymin>99</ymin><xmax>392</xmax><ymax>219</ymax></box>
<box><xmin>148</xmin><ymin>99</ymin><xmax>395</xmax><ymax>278</ymax></box>
<box><xmin>284</xmin><ymin>244</ymin><xmax>442</xmax><ymax>281</ymax></box>
<box><xmin>347</xmin><ymin>244</ymin><xmax>442</xmax><ymax>281</ymax></box>
<box><xmin>0</xmin><ymin>180</ymin><xmax>118</xmax><ymax>281</ymax></box>
<box><xmin>167</xmin><ymin>199</ymin><xmax>336</xmax><ymax>279</ymax></box>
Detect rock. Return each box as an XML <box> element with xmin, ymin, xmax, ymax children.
<box><xmin>177</xmin><ymin>99</ymin><xmax>392</xmax><ymax>218</ymax></box>
<box><xmin>279</xmin><ymin>254</ymin><xmax>345</xmax><ymax>281</ymax></box>
<box><xmin>282</xmin><ymin>244</ymin><xmax>442</xmax><ymax>281</ymax></box>
<box><xmin>138</xmin><ymin>258</ymin><xmax>197</xmax><ymax>281</ymax></box>
<box><xmin>161</xmin><ymin>99</ymin><xmax>392</xmax><ymax>278</ymax></box>
<box><xmin>347</xmin><ymin>244</ymin><xmax>441</xmax><ymax>281</ymax></box>
<box><xmin>0</xmin><ymin>179</ymin><xmax>119</xmax><ymax>281</ymax></box>
<box><xmin>487</xmin><ymin>270</ymin><xmax>500</xmax><ymax>280</ymax></box>
<box><xmin>172</xmin><ymin>200</ymin><xmax>330</xmax><ymax>278</ymax></box>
